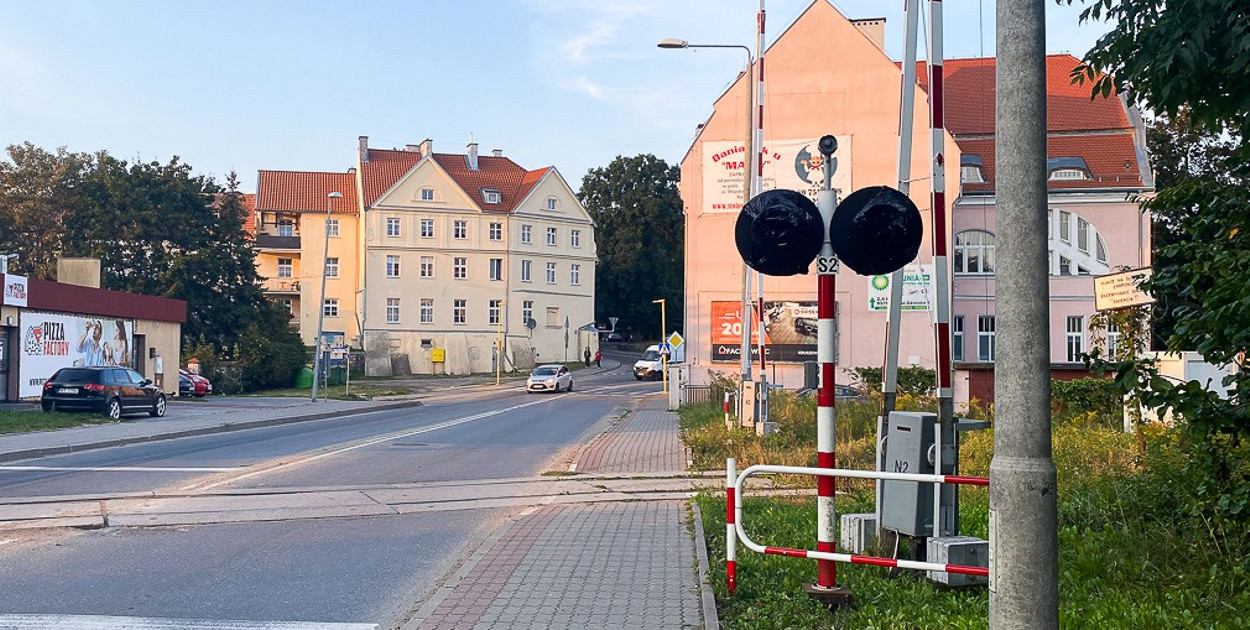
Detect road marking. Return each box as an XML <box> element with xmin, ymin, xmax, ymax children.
<box><xmin>0</xmin><ymin>466</ymin><xmax>237</xmax><ymax>473</ymax></box>
<box><xmin>0</xmin><ymin>615</ymin><xmax>376</xmax><ymax>629</ymax></box>
<box><xmin>183</xmin><ymin>395</ymin><xmax>568</xmax><ymax>492</ymax></box>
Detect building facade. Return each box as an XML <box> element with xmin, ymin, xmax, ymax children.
<box><xmin>678</xmin><ymin>1</ymin><xmax>1152</xmax><ymax>402</ymax></box>
<box><xmin>255</xmin><ymin>137</ymin><xmax>596</xmax><ymax>376</ymax></box>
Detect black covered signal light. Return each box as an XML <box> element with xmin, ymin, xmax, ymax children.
<box><xmin>829</xmin><ymin>186</ymin><xmax>922</xmax><ymax>276</ymax></box>
<box><xmin>734</xmin><ymin>189</ymin><xmax>824</xmax><ymax>276</ymax></box>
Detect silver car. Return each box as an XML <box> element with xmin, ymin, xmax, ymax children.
<box><xmin>526</xmin><ymin>364</ymin><xmax>574</xmax><ymax>393</ymax></box>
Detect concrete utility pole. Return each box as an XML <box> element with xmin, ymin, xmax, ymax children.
<box><xmin>990</xmin><ymin>1</ymin><xmax>1059</xmax><ymax>627</ymax></box>
<box><xmin>311</xmin><ymin>191</ymin><xmax>344</xmax><ymax>403</ymax></box>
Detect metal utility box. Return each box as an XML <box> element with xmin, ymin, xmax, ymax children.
<box><xmin>926</xmin><ymin>535</ymin><xmax>988</xmax><ymax>587</ymax></box>
<box><xmin>881</xmin><ymin>411</ymin><xmax>936</xmax><ymax>536</ymax></box>
<box><xmin>840</xmin><ymin>512</ymin><xmax>877</xmax><ymax>554</ymax></box>
<box><xmin>739</xmin><ymin>380</ymin><xmax>759</xmax><ymax>428</ymax></box>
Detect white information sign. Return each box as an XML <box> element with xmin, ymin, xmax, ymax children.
<box><xmin>18</xmin><ymin>311</ymin><xmax>135</xmax><ymax>397</ymax></box>
<box><xmin>1094</xmin><ymin>267</ymin><xmax>1154</xmax><ymax>311</ymax></box>
<box><xmin>867</xmin><ymin>265</ymin><xmax>934</xmax><ymax>312</ymax></box>
<box><xmin>702</xmin><ymin>136</ymin><xmax>853</xmax><ymax>213</ymax></box>
<box><xmin>3</xmin><ymin>273</ymin><xmax>28</xmax><ymax>307</ymax></box>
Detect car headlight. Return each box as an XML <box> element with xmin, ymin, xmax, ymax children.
<box><xmin>546</xmin><ymin>379</ymin><xmax>556</xmax><ymax>385</ymax></box>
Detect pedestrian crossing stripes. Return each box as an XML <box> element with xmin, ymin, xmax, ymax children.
<box><xmin>0</xmin><ymin>615</ymin><xmax>377</xmax><ymax>630</ymax></box>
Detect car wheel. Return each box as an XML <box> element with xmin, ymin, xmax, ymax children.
<box><xmin>635</xmin><ymin>374</ymin><xmax>643</xmax><ymax>381</ymax></box>
<box><xmin>554</xmin><ymin>382</ymin><xmax>561</xmax><ymax>393</ymax></box>
<box><xmin>41</xmin><ymin>401</ymin><xmax>53</xmax><ymax>413</ymax></box>
<box><xmin>567</xmin><ymin>380</ymin><xmax>574</xmax><ymax>392</ymax></box>
<box><xmin>149</xmin><ymin>394</ymin><xmax>167</xmax><ymax>418</ymax></box>
<box><xmin>106</xmin><ymin>398</ymin><xmax>122</xmax><ymax>420</ymax></box>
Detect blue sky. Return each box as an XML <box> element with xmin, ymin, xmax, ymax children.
<box><xmin>1</xmin><ymin>0</ymin><xmax>1111</xmax><ymax>192</ymax></box>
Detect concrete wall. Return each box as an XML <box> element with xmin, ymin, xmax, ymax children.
<box><xmin>133</xmin><ymin>319</ymin><xmax>181</xmax><ymax>395</ymax></box>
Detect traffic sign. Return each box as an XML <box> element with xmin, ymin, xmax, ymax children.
<box><xmin>667</xmin><ymin>331</ymin><xmax>685</xmax><ymax>348</ymax></box>
<box><xmin>659</xmin><ymin>342</ymin><xmax>672</xmax><ymax>356</ymax></box>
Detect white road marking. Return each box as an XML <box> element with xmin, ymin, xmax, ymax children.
<box><xmin>0</xmin><ymin>615</ymin><xmax>376</xmax><ymax>629</ymax></box>
<box><xmin>0</xmin><ymin>466</ymin><xmax>237</xmax><ymax>473</ymax></box>
<box><xmin>184</xmin><ymin>395</ymin><xmax>568</xmax><ymax>492</ymax></box>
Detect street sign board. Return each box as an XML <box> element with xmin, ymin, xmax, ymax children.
<box><xmin>1094</xmin><ymin>267</ymin><xmax>1154</xmax><ymax>311</ymax></box>
<box><xmin>659</xmin><ymin>342</ymin><xmax>672</xmax><ymax>356</ymax></box>
<box><xmin>667</xmin><ymin>331</ymin><xmax>685</xmax><ymax>348</ymax></box>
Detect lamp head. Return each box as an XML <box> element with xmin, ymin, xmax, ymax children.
<box><xmin>657</xmin><ymin>38</ymin><xmax>689</xmax><ymax>49</ymax></box>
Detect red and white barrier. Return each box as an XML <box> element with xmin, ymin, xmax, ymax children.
<box><xmin>724</xmin><ymin>392</ymin><xmax>732</xmax><ymax>426</ymax></box>
<box><xmin>726</xmin><ymin>461</ymin><xmax>990</xmax><ymax>588</ymax></box>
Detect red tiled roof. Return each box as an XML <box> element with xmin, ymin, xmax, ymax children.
<box><xmin>241</xmin><ymin>193</ymin><xmax>256</xmax><ymax>236</ymax></box>
<box><xmin>255</xmin><ymin>170</ymin><xmax>358</xmax><ymax>214</ymax></box>
<box><xmin>430</xmin><ymin>153</ymin><xmax>548</xmax><ymax>212</ymax></box>
<box><xmin>957</xmin><ymin>133</ymin><xmax>1144</xmax><ymax>192</ymax></box>
<box><xmin>908</xmin><ymin>54</ymin><xmax>1131</xmax><ymax>135</ymax></box>
<box><xmin>360</xmin><ymin>148</ymin><xmax>422</xmax><ymax>207</ymax></box>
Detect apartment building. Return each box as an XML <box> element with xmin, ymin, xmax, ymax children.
<box><xmin>253</xmin><ymin>137</ymin><xmax>596</xmax><ymax>376</ymax></box>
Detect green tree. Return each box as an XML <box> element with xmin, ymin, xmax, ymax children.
<box><xmin>579</xmin><ymin>154</ymin><xmax>684</xmax><ymax>339</ymax></box>
<box><xmin>0</xmin><ymin>143</ymin><xmax>94</xmax><ymax>277</ymax></box>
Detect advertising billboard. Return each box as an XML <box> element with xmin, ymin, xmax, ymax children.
<box><xmin>710</xmin><ymin>300</ymin><xmax>820</xmax><ymax>363</ymax></box>
<box><xmin>19</xmin><ymin>311</ymin><xmax>134</xmax><ymax>398</ymax></box>
<box><xmin>866</xmin><ymin>264</ymin><xmax>934</xmax><ymax>312</ymax></box>
<box><xmin>702</xmin><ymin>137</ymin><xmax>853</xmax><ymax>214</ymax></box>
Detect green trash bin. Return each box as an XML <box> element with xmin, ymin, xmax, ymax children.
<box><xmin>327</xmin><ymin>366</ymin><xmax>346</xmax><ymax>386</ymax></box>
<box><xmin>294</xmin><ymin>367</ymin><xmax>314</xmax><ymax>389</ymax></box>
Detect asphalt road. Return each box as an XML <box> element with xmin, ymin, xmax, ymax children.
<box><xmin>0</xmin><ymin>353</ymin><xmax>660</xmax><ymax>628</ymax></box>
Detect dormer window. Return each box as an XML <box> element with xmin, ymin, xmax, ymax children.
<box><xmin>960</xmin><ymin>154</ymin><xmax>985</xmax><ymax>184</ymax></box>
<box><xmin>546</xmin><ymin>198</ymin><xmax>557</xmax><ymax>211</ymax></box>
<box><xmin>1046</xmin><ymin>157</ymin><xmax>1092</xmax><ymax>182</ymax></box>
<box><xmin>482</xmin><ymin>189</ymin><xmax>502</xmax><ymax>204</ymax></box>
<box><xmin>1049</xmin><ymin>168</ymin><xmax>1090</xmax><ymax>181</ymax></box>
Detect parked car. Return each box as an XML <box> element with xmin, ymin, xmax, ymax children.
<box><xmin>179</xmin><ymin>368</ymin><xmax>211</xmax><ymax>397</ymax></box>
<box><xmin>604</xmin><ymin>331</ymin><xmax>623</xmax><ymax>342</ymax></box>
<box><xmin>178</xmin><ymin>373</ymin><xmax>197</xmax><ymax>398</ymax></box>
<box><xmin>634</xmin><ymin>345</ymin><xmax>665</xmax><ymax>381</ymax></box>
<box><xmin>41</xmin><ymin>366</ymin><xmax>166</xmax><ymax>419</ymax></box>
<box><xmin>526</xmin><ymin>364</ymin><xmax>574</xmax><ymax>393</ymax></box>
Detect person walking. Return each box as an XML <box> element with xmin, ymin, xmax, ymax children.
<box><xmin>583</xmin><ymin>346</ymin><xmax>592</xmax><ymax>367</ymax></box>
<box><xmin>594</xmin><ymin>349</ymin><xmax>602</xmax><ymax>368</ymax></box>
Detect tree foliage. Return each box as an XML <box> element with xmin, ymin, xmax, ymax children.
<box><xmin>578</xmin><ymin>154</ymin><xmax>683</xmax><ymax>339</ymax></box>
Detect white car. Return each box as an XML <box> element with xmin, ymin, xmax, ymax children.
<box><xmin>526</xmin><ymin>364</ymin><xmax>573</xmax><ymax>393</ymax></box>
<box><xmin>633</xmin><ymin>345</ymin><xmax>664</xmax><ymax>381</ymax></box>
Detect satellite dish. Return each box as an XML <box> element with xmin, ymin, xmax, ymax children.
<box><xmin>526</xmin><ymin>318</ymin><xmax>537</xmax><ymax>329</ymax></box>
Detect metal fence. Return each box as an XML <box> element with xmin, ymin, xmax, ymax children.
<box><xmin>683</xmin><ymin>384</ymin><xmax>713</xmax><ymax>405</ymax></box>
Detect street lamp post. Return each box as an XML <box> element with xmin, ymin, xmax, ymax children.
<box><xmin>653</xmin><ymin>298</ymin><xmax>668</xmax><ymax>395</ymax></box>
<box><xmin>311</xmin><ymin>190</ymin><xmax>344</xmax><ymax>402</ymax></box>
<box><xmin>658</xmin><ymin>38</ymin><xmax>756</xmax><ymax>419</ymax></box>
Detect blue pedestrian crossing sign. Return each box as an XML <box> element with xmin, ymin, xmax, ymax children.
<box><xmin>658</xmin><ymin>342</ymin><xmax>672</xmax><ymax>356</ymax></box>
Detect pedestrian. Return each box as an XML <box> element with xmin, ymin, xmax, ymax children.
<box><xmin>594</xmin><ymin>349</ymin><xmax>602</xmax><ymax>368</ymax></box>
<box><xmin>583</xmin><ymin>346</ymin><xmax>592</xmax><ymax>366</ymax></box>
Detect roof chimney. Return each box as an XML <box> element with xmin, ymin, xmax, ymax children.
<box><xmin>418</xmin><ymin>138</ymin><xmax>432</xmax><ymax>156</ymax></box>
<box><xmin>405</xmin><ymin>144</ymin><xmax>420</xmax><ymax>152</ymax></box>
<box><xmin>851</xmin><ymin>17</ymin><xmax>886</xmax><ymax>51</ymax></box>
<box><xmin>492</xmin><ymin>149</ymin><xmax>503</xmax><ymax>157</ymax></box>
<box><xmin>358</xmin><ymin>136</ymin><xmax>369</xmax><ymax>163</ymax></box>
<box><xmin>466</xmin><ymin>134</ymin><xmax>479</xmax><ymax>171</ymax></box>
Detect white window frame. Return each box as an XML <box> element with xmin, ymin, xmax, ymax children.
<box><xmin>570</xmin><ymin>263</ymin><xmax>580</xmax><ymax>285</ymax></box>
<box><xmin>385</xmin><ymin>255</ymin><xmax>401</xmax><ymax>278</ymax></box>
<box><xmin>420</xmin><ymin>298</ymin><xmax>434</xmax><ymax>324</ymax></box>
<box><xmin>483</xmin><ymin>190</ymin><xmax>501</xmax><ymax>205</ymax></box>
<box><xmin>960</xmin><ymin>165</ymin><xmax>985</xmax><ymax>184</ymax></box>
<box><xmin>420</xmin><ymin>187</ymin><xmax>435</xmax><ymax>202</ymax></box>
<box><xmin>386</xmin><ymin>298</ymin><xmax>400</xmax><ymax>324</ymax></box>
<box><xmin>489</xmin><ymin>258</ymin><xmax>503</xmax><ymax>281</ymax></box>
<box><xmin>546</xmin><ymin>198</ymin><xmax>557</xmax><ymax>211</ymax></box>
<box><xmin>1066</xmin><ymin>315</ymin><xmax>1085</xmax><ymax>362</ymax></box>
<box><xmin>323</xmin><ymin>298</ymin><xmax>339</xmax><ymax>318</ymax></box>
<box><xmin>1106</xmin><ymin>321</ymin><xmax>1120</xmax><ymax>358</ymax></box>
<box><xmin>386</xmin><ymin>217</ymin><xmax>401</xmax><ymax>238</ymax></box>
<box><xmin>325</xmin><ymin>257</ymin><xmax>339</xmax><ymax>278</ymax></box>
<box><xmin>453</xmin><ymin>257</ymin><xmax>467</xmax><ymax>280</ymax></box>
<box><xmin>453</xmin><ymin>220</ymin><xmax>467</xmax><ymax>240</ymax></box>
<box><xmin>1049</xmin><ymin>168</ymin><xmax>1089</xmax><ymax>181</ymax></box>
<box><xmin>522</xmin><ymin>300</ymin><xmax>533</xmax><ymax>325</ymax></box>
<box><xmin>278</xmin><ymin>219</ymin><xmax>294</xmax><ymax>237</ymax></box>
<box><xmin>954</xmin><ymin>230</ymin><xmax>995</xmax><ymax>275</ymax></box>
<box><xmin>546</xmin><ymin>262</ymin><xmax>557</xmax><ymax>284</ymax></box>
<box><xmin>326</xmin><ymin>218</ymin><xmax>340</xmax><ymax>237</ymax></box>
<box><xmin>571</xmin><ymin>229</ymin><xmax>581</xmax><ymax>248</ymax></box>
<box><xmin>420</xmin><ymin>219</ymin><xmax>434</xmax><ymax>239</ymax></box>
<box><xmin>453</xmin><ymin>299</ymin><xmax>467</xmax><ymax>325</ymax></box>
<box><xmin>521</xmin><ymin>259</ymin><xmax>532</xmax><ymax>282</ymax></box>
<box><xmin>977</xmin><ymin>315</ymin><xmax>996</xmax><ymax>362</ymax></box>
<box><xmin>521</xmin><ymin>224</ymin><xmax>532</xmax><ymax>244</ymax></box>
<box><xmin>546</xmin><ymin>227</ymin><xmax>557</xmax><ymax>246</ymax></box>
<box><xmin>489</xmin><ymin>299</ymin><xmax>502</xmax><ymax>325</ymax></box>
<box><xmin>420</xmin><ymin>255</ymin><xmax>434</xmax><ymax>278</ymax></box>
<box><xmin>277</xmin><ymin>258</ymin><xmax>293</xmax><ymax>278</ymax></box>
<box><xmin>489</xmin><ymin>222</ymin><xmax>503</xmax><ymax>241</ymax></box>
<box><xmin>952</xmin><ymin>315</ymin><xmax>965</xmax><ymax>362</ymax></box>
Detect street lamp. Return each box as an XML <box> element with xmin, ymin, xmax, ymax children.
<box><xmin>658</xmin><ymin>38</ymin><xmax>756</xmax><ymax>411</ymax></box>
<box><xmin>652</xmin><ymin>298</ymin><xmax>668</xmax><ymax>395</ymax></box>
<box><xmin>311</xmin><ymin>190</ymin><xmax>344</xmax><ymax>402</ymax></box>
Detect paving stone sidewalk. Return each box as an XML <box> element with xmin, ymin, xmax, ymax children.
<box><xmin>405</xmin><ymin>398</ymin><xmax>709</xmax><ymax>630</ymax></box>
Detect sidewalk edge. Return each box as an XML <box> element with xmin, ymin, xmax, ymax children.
<box><xmin>396</xmin><ymin>516</ymin><xmax>520</xmax><ymax>630</ymax></box>
<box><xmin>0</xmin><ymin>400</ymin><xmax>424</xmax><ymax>464</ymax></box>
<box><xmin>690</xmin><ymin>499</ymin><xmax>722</xmax><ymax>630</ymax></box>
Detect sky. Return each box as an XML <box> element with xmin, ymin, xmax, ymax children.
<box><xmin>0</xmin><ymin>0</ymin><xmax>1113</xmax><ymax>192</ymax></box>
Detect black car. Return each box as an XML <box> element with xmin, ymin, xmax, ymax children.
<box><xmin>178</xmin><ymin>373</ymin><xmax>195</xmax><ymax>398</ymax></box>
<box><xmin>41</xmin><ymin>366</ymin><xmax>167</xmax><ymax>419</ymax></box>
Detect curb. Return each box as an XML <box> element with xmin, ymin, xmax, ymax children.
<box><xmin>396</xmin><ymin>516</ymin><xmax>520</xmax><ymax>630</ymax></box>
<box><xmin>690</xmin><ymin>500</ymin><xmax>722</xmax><ymax>630</ymax></box>
<box><xmin>0</xmin><ymin>399</ymin><xmax>425</xmax><ymax>464</ymax></box>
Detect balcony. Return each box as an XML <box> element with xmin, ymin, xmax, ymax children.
<box><xmin>263</xmin><ymin>279</ymin><xmax>301</xmax><ymax>295</ymax></box>
<box><xmin>255</xmin><ymin>234</ymin><xmax>301</xmax><ymax>251</ymax></box>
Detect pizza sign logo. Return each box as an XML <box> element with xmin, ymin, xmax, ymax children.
<box><xmin>24</xmin><ymin>325</ymin><xmax>44</xmax><ymax>356</ymax></box>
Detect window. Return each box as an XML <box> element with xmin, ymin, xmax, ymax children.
<box><xmin>420</xmin><ymin>256</ymin><xmax>434</xmax><ymax>278</ymax></box>
<box><xmin>960</xmin><ymin>165</ymin><xmax>986</xmax><ymax>184</ymax></box>
<box><xmin>954</xmin><ymin>230</ymin><xmax>995</xmax><ymax>275</ymax></box>
<box><xmin>453</xmin><ymin>299</ymin><xmax>467</xmax><ymax>324</ymax></box>
<box><xmin>386</xmin><ymin>298</ymin><xmax>400</xmax><ymax>324</ymax></box>
<box><xmin>277</xmin><ymin>258</ymin><xmax>293</xmax><ymax>278</ymax></box>
<box><xmin>977</xmin><ymin>315</ymin><xmax>996</xmax><ymax>362</ymax></box>
<box><xmin>323</xmin><ymin>298</ymin><xmax>339</xmax><ymax>318</ymax></box>
<box><xmin>1049</xmin><ymin>208</ymin><xmax>1111</xmax><ymax>276</ymax></box>
<box><xmin>281</xmin><ymin>298</ymin><xmax>293</xmax><ymax>316</ymax></box>
<box><xmin>278</xmin><ymin>219</ymin><xmax>294</xmax><ymax>237</ymax></box>
<box><xmin>521</xmin><ymin>259</ymin><xmax>532</xmax><ymax>282</ymax></box>
<box><xmin>546</xmin><ymin>198</ymin><xmax>557</xmax><ymax>211</ymax></box>
<box><xmin>386</xmin><ymin>217</ymin><xmax>400</xmax><ymax>238</ymax></box>
<box><xmin>489</xmin><ymin>258</ymin><xmax>503</xmax><ymax>281</ymax></box>
<box><xmin>546</xmin><ymin>262</ymin><xmax>556</xmax><ymax>284</ymax></box>
<box><xmin>420</xmin><ymin>298</ymin><xmax>434</xmax><ymax>324</ymax></box>
<box><xmin>454</xmin><ymin>220</ymin><xmax>467</xmax><ymax>239</ymax></box>
<box><xmin>326</xmin><ymin>219</ymin><xmax>339</xmax><ymax>237</ymax></box>
<box><xmin>1077</xmin><ymin>218</ymin><xmax>1090</xmax><ymax>253</ymax></box>
<box><xmin>1066</xmin><ymin>315</ymin><xmax>1084</xmax><ymax>362</ymax></box>
<box><xmin>1059</xmin><ymin>211</ymin><xmax>1071</xmax><ymax>242</ymax></box>
<box><xmin>325</xmin><ymin>257</ymin><xmax>339</xmax><ymax>278</ymax></box>
<box><xmin>1049</xmin><ymin>168</ymin><xmax>1089</xmax><ymax>181</ymax></box>
<box><xmin>546</xmin><ymin>306</ymin><xmax>560</xmax><ymax>327</ymax></box>
<box><xmin>571</xmin><ymin>229</ymin><xmax>581</xmax><ymax>248</ymax></box>
<box><xmin>1059</xmin><ymin>256</ymin><xmax>1072</xmax><ymax>276</ymax></box>
<box><xmin>483</xmin><ymin>190</ymin><xmax>501</xmax><ymax>204</ymax></box>
<box><xmin>521</xmin><ymin>224</ymin><xmax>533</xmax><ymax>244</ymax></box>
<box><xmin>489</xmin><ymin>299</ymin><xmax>502</xmax><ymax>325</ymax></box>
<box><xmin>420</xmin><ymin>187</ymin><xmax>435</xmax><ymax>202</ymax></box>
<box><xmin>1106</xmin><ymin>321</ymin><xmax>1120</xmax><ymax>358</ymax></box>
<box><xmin>952</xmin><ymin>316</ymin><xmax>965</xmax><ymax>362</ymax></box>
<box><xmin>489</xmin><ymin>222</ymin><xmax>503</xmax><ymax>241</ymax></box>
<box><xmin>420</xmin><ymin>219</ymin><xmax>434</xmax><ymax>238</ymax></box>
<box><xmin>454</xmin><ymin>257</ymin><xmax>467</xmax><ymax>279</ymax></box>
<box><xmin>1096</xmin><ymin>236</ymin><xmax>1108</xmax><ymax>264</ymax></box>
<box><xmin>546</xmin><ymin>227</ymin><xmax>557</xmax><ymax>246</ymax></box>
<box><xmin>522</xmin><ymin>300</ymin><xmax>533</xmax><ymax>325</ymax></box>
<box><xmin>386</xmin><ymin>255</ymin><xmax>401</xmax><ymax>278</ymax></box>
<box><xmin>570</xmin><ymin>263</ymin><xmax>580</xmax><ymax>285</ymax></box>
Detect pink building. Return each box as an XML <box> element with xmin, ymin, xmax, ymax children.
<box><xmin>678</xmin><ymin>1</ymin><xmax>1152</xmax><ymax>403</ymax></box>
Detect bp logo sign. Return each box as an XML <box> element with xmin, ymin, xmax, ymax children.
<box><xmin>871</xmin><ymin>275</ymin><xmax>890</xmax><ymax>291</ymax></box>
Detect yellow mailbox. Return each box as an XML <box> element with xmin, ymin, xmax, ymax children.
<box><xmin>431</xmin><ymin>348</ymin><xmax>446</xmax><ymax>363</ymax></box>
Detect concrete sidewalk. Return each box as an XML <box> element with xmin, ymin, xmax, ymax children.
<box><xmin>401</xmin><ymin>398</ymin><xmax>717</xmax><ymax>630</ymax></box>
<box><xmin>0</xmin><ymin>397</ymin><xmax>424</xmax><ymax>464</ymax></box>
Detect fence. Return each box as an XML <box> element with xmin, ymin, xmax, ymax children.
<box><xmin>683</xmin><ymin>384</ymin><xmax>713</xmax><ymax>405</ymax></box>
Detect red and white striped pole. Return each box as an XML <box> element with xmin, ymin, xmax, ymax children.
<box><xmin>724</xmin><ymin>391</ymin><xmax>732</xmax><ymax>427</ymax></box>
<box><xmin>927</xmin><ymin>0</ymin><xmax>957</xmax><ymax>537</ymax></box>
<box><xmin>727</xmin><ymin>457</ymin><xmax>737</xmax><ymax>594</ymax></box>
<box><xmin>753</xmin><ymin>1</ymin><xmax>770</xmax><ymax>423</ymax></box>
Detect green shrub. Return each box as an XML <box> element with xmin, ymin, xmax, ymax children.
<box><xmin>851</xmin><ymin>365</ymin><xmax>936</xmax><ymax>395</ymax></box>
<box><xmin>1052</xmin><ymin>377</ymin><xmax>1121</xmax><ymax>428</ymax></box>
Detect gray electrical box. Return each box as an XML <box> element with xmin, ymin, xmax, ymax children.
<box><xmin>926</xmin><ymin>535</ymin><xmax>989</xmax><ymax>587</ymax></box>
<box><xmin>881</xmin><ymin>411</ymin><xmax>936</xmax><ymax>536</ymax></box>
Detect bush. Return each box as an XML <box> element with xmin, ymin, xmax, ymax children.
<box><xmin>1052</xmin><ymin>377</ymin><xmax>1121</xmax><ymax>428</ymax></box>
<box><xmin>235</xmin><ymin>319</ymin><xmax>306</xmax><ymax>392</ymax></box>
<box><xmin>851</xmin><ymin>365</ymin><xmax>936</xmax><ymax>395</ymax></box>
<box><xmin>183</xmin><ymin>342</ymin><xmax>222</xmax><ymax>382</ymax></box>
